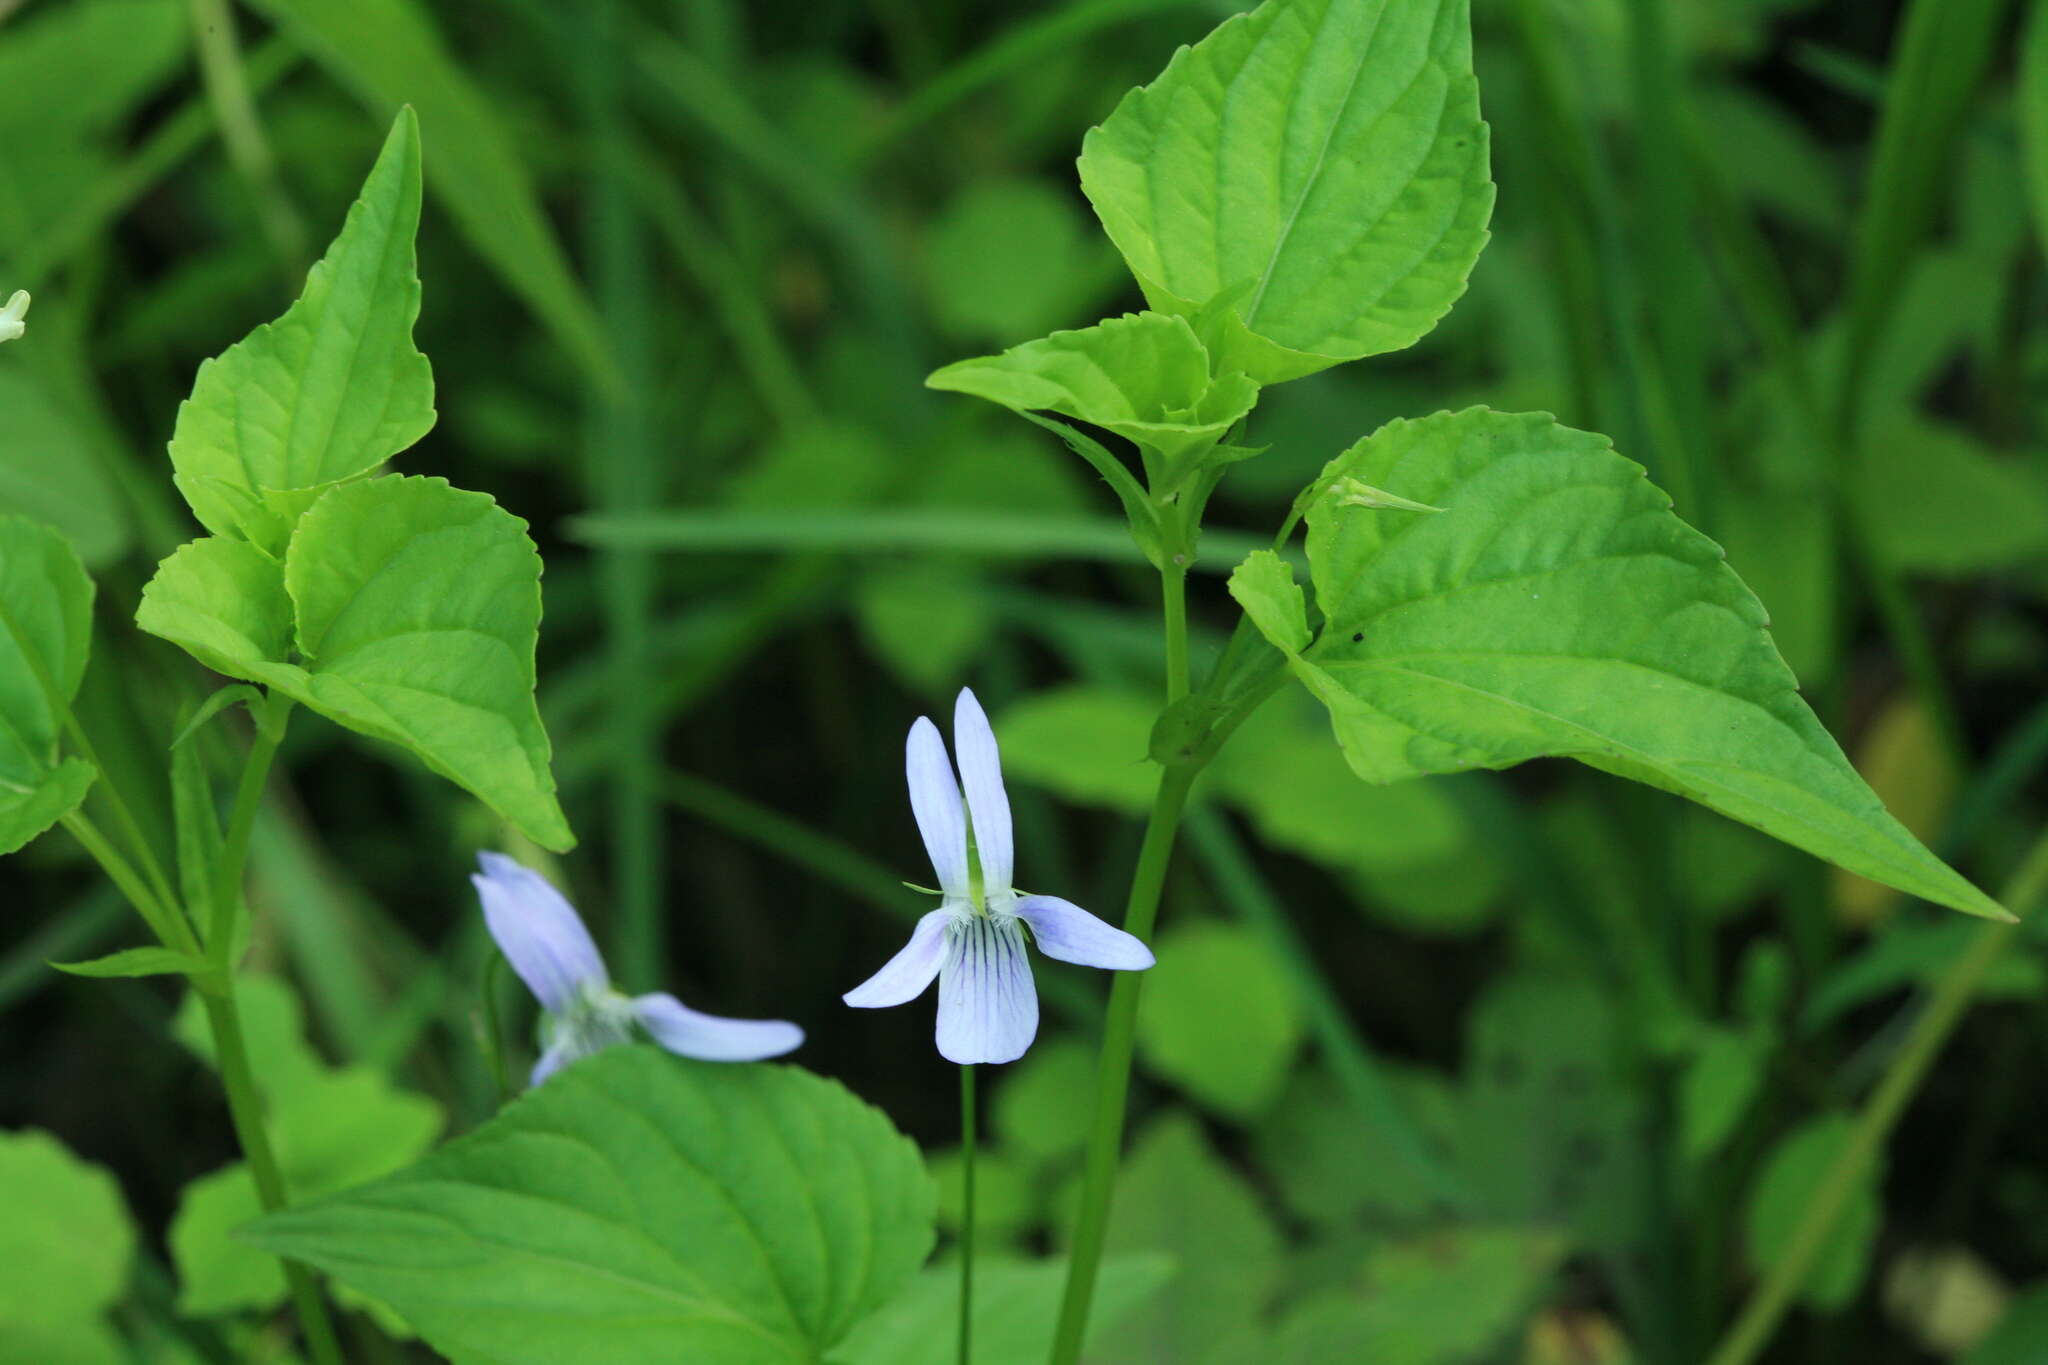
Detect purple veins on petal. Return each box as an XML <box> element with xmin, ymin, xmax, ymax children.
<box><xmin>633</xmin><ymin>993</ymin><xmax>804</xmax><ymax>1062</ymax></box>
<box><xmin>473</xmin><ymin>851</ymin><xmax>608</xmax><ymax>1012</ymax></box>
<box><xmin>844</xmin><ymin>908</ymin><xmax>952</xmax><ymax>1008</ymax></box>
<box><xmin>1015</xmin><ymin>895</ymin><xmax>1155</xmax><ymax>970</ymax></box>
<box><xmin>936</xmin><ymin>914</ymin><xmax>1038</xmax><ymax>1065</ymax></box>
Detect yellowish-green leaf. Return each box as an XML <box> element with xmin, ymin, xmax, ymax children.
<box><xmin>1079</xmin><ymin>0</ymin><xmax>1494</xmax><ymax>383</ymax></box>
<box><xmin>928</xmin><ymin>312</ymin><xmax>1259</xmax><ymax>464</ymax></box>
<box><xmin>138</xmin><ymin>478</ymin><xmax>573</xmax><ymax>851</ymax></box>
<box><xmin>1244</xmin><ymin>407</ymin><xmax>2001</xmax><ymax>920</ymax></box>
<box><xmin>168</xmin><ymin>110</ymin><xmax>433</xmax><ymax>553</ymax></box>
<box><xmin>1227</xmin><ymin>550</ymin><xmax>1311</xmax><ymax>653</ymax></box>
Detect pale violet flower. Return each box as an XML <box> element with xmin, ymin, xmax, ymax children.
<box><xmin>0</xmin><ymin>291</ymin><xmax>28</xmax><ymax>344</ymax></box>
<box><xmin>473</xmin><ymin>852</ymin><xmax>803</xmax><ymax>1085</ymax></box>
<box><xmin>844</xmin><ymin>688</ymin><xmax>1154</xmax><ymax>1064</ymax></box>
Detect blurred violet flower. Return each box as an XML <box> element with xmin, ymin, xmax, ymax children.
<box><xmin>0</xmin><ymin>291</ymin><xmax>29</xmax><ymax>344</ymax></box>
<box><xmin>473</xmin><ymin>852</ymin><xmax>803</xmax><ymax>1085</ymax></box>
<box><xmin>844</xmin><ymin>688</ymin><xmax>1154</xmax><ymax>1064</ymax></box>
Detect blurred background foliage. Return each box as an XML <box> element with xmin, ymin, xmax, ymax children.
<box><xmin>1</xmin><ymin>0</ymin><xmax>2046</xmax><ymax>1361</ymax></box>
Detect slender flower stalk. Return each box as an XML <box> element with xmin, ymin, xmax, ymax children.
<box><xmin>844</xmin><ymin>688</ymin><xmax>1154</xmax><ymax>1063</ymax></box>
<box><xmin>473</xmin><ymin>852</ymin><xmax>803</xmax><ymax>1084</ymax></box>
<box><xmin>959</xmin><ymin>1062</ymin><xmax>977</xmax><ymax>1365</ymax></box>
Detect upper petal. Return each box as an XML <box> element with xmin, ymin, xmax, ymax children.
<box><xmin>953</xmin><ymin>688</ymin><xmax>1014</xmax><ymax>894</ymax></box>
<box><xmin>844</xmin><ymin>908</ymin><xmax>952</xmax><ymax>1008</ymax></box>
<box><xmin>907</xmin><ymin>716</ymin><xmax>970</xmax><ymax>897</ymax></box>
<box><xmin>473</xmin><ymin>852</ymin><xmax>608</xmax><ymax>1012</ymax></box>
<box><xmin>937</xmin><ymin>915</ymin><xmax>1038</xmax><ymax>1065</ymax></box>
<box><xmin>1015</xmin><ymin>895</ymin><xmax>1155</xmax><ymax>971</ymax></box>
<box><xmin>633</xmin><ymin>993</ymin><xmax>804</xmax><ymax>1062</ymax></box>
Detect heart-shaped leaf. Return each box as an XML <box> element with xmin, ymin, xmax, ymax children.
<box><xmin>1231</xmin><ymin>408</ymin><xmax>2001</xmax><ymax>919</ymax></box>
<box><xmin>244</xmin><ymin>1048</ymin><xmax>935</xmax><ymax>1365</ymax></box>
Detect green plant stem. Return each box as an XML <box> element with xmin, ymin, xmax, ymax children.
<box><xmin>1160</xmin><ymin>565</ymin><xmax>1190</xmax><ymax>704</ymax></box>
<box><xmin>1704</xmin><ymin>833</ymin><xmax>2048</xmax><ymax>1365</ymax></box>
<box><xmin>198</xmin><ymin>986</ymin><xmax>345</xmax><ymax>1365</ymax></box>
<box><xmin>195</xmin><ymin>694</ymin><xmax>340</xmax><ymax>1363</ymax></box>
<box><xmin>209</xmin><ymin>695</ymin><xmax>293</xmax><ymax>958</ymax></box>
<box><xmin>959</xmin><ymin>1063</ymin><xmax>977</xmax><ymax>1365</ymax></box>
<box><xmin>1049</xmin><ymin>757</ymin><xmax>1199</xmax><ymax>1364</ymax></box>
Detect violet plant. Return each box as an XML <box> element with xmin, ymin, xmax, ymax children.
<box><xmin>0</xmin><ymin>0</ymin><xmax>2017</xmax><ymax>1363</ymax></box>
<box><xmin>914</xmin><ymin>0</ymin><xmax>2005</xmax><ymax>1358</ymax></box>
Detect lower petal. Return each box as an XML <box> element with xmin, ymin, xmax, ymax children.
<box><xmin>634</xmin><ymin>993</ymin><xmax>804</xmax><ymax>1062</ymax></box>
<box><xmin>1015</xmin><ymin>895</ymin><xmax>1155</xmax><ymax>970</ymax></box>
<box><xmin>936</xmin><ymin>915</ymin><xmax>1038</xmax><ymax>1065</ymax></box>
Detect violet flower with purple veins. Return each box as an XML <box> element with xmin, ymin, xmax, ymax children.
<box><xmin>844</xmin><ymin>688</ymin><xmax>1154</xmax><ymax>1064</ymax></box>
<box><xmin>472</xmin><ymin>851</ymin><xmax>803</xmax><ymax>1085</ymax></box>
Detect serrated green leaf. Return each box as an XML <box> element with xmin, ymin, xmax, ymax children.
<box><xmin>1137</xmin><ymin>923</ymin><xmax>1304</xmax><ymax>1120</ymax></box>
<box><xmin>168</xmin><ymin>109</ymin><xmax>433</xmax><ymax>553</ymax></box>
<box><xmin>928</xmin><ymin>312</ymin><xmax>1258</xmax><ymax>465</ymax></box>
<box><xmin>830</xmin><ymin>1256</ymin><xmax>1171</xmax><ymax>1365</ymax></box>
<box><xmin>0</xmin><ymin>518</ymin><xmax>96</xmax><ymax>854</ymax></box>
<box><xmin>1243</xmin><ymin>407</ymin><xmax>2000</xmax><ymax>920</ymax></box>
<box><xmin>0</xmin><ymin>1130</ymin><xmax>135</xmax><ymax>1330</ymax></box>
<box><xmin>244</xmin><ymin>1048</ymin><xmax>935</xmax><ymax>1365</ymax></box>
<box><xmin>142</xmin><ymin>477</ymin><xmax>571</xmax><ymax>851</ymax></box>
<box><xmin>1228</xmin><ymin>550</ymin><xmax>1311</xmax><ymax>653</ymax></box>
<box><xmin>51</xmin><ymin>946</ymin><xmax>208</xmax><ymax>979</ymax></box>
<box><xmin>136</xmin><ymin>538</ymin><xmax>293</xmax><ymax>681</ymax></box>
<box><xmin>1079</xmin><ymin>0</ymin><xmax>1494</xmax><ymax>383</ymax></box>
<box><xmin>1745</xmin><ymin>1114</ymin><xmax>1881</xmax><ymax>1310</ymax></box>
